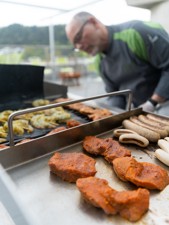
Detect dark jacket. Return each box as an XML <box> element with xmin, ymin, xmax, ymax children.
<box><xmin>99</xmin><ymin>20</ymin><xmax>169</xmax><ymax>108</ymax></box>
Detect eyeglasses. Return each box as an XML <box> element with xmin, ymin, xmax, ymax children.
<box><xmin>73</xmin><ymin>20</ymin><xmax>89</xmax><ymax>45</ymax></box>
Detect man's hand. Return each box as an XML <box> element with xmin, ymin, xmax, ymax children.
<box><xmin>139</xmin><ymin>100</ymin><xmax>155</xmax><ymax>112</ymax></box>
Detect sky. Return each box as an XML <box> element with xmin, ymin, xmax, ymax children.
<box><xmin>0</xmin><ymin>0</ymin><xmax>151</xmax><ymax>27</ymax></box>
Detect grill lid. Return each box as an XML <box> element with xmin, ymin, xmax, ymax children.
<box><xmin>0</xmin><ymin>64</ymin><xmax>44</xmax><ymax>110</ymax></box>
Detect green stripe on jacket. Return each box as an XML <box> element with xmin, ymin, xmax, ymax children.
<box><xmin>114</xmin><ymin>29</ymin><xmax>148</xmax><ymax>61</ymax></box>
<box><xmin>143</xmin><ymin>21</ymin><xmax>163</xmax><ymax>29</ymax></box>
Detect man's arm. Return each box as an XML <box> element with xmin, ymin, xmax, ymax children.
<box><xmin>138</xmin><ymin>22</ymin><xmax>169</xmax><ymax>110</ymax></box>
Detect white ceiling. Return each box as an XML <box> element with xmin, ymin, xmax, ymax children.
<box><xmin>0</xmin><ymin>0</ymin><xmax>151</xmax><ymax>27</ymax></box>
<box><xmin>0</xmin><ymin>0</ymin><xmax>105</xmax><ymax>26</ymax></box>
<box><xmin>0</xmin><ymin>0</ymin><xmax>103</xmax><ymax>13</ymax></box>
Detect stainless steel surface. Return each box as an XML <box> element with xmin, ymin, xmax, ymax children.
<box><xmin>1</xmin><ymin>107</ymin><xmax>141</xmax><ymax>169</ymax></box>
<box><xmin>1</xmin><ymin>90</ymin><xmax>169</xmax><ymax>225</ymax></box>
<box><xmin>5</xmin><ymin>130</ymin><xmax>169</xmax><ymax>225</ymax></box>
<box><xmin>0</xmin><ymin>165</ymin><xmax>39</xmax><ymax>225</ymax></box>
<box><xmin>8</xmin><ymin>89</ymin><xmax>132</xmax><ymax>146</ymax></box>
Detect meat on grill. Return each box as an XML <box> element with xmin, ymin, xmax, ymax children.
<box><xmin>83</xmin><ymin>136</ymin><xmax>131</xmax><ymax>163</ymax></box>
<box><xmin>0</xmin><ymin>144</ymin><xmax>8</xmax><ymax>149</ymax></box>
<box><xmin>66</xmin><ymin>119</ymin><xmax>81</xmax><ymax>128</ymax></box>
<box><xmin>76</xmin><ymin>176</ymin><xmax>149</xmax><ymax>222</ymax></box>
<box><xmin>87</xmin><ymin>108</ymin><xmax>112</xmax><ymax>121</ymax></box>
<box><xmin>76</xmin><ymin>105</ymin><xmax>96</xmax><ymax>114</ymax></box>
<box><xmin>69</xmin><ymin>104</ymin><xmax>112</xmax><ymax>120</ymax></box>
<box><xmin>52</xmin><ymin>97</ymin><xmax>72</xmax><ymax>105</ymax></box>
<box><xmin>16</xmin><ymin>138</ymin><xmax>32</xmax><ymax>145</ymax></box>
<box><xmin>53</xmin><ymin>98</ymin><xmax>87</xmax><ymax>111</ymax></box>
<box><xmin>53</xmin><ymin>98</ymin><xmax>112</xmax><ymax>120</ymax></box>
<box><xmin>113</xmin><ymin>157</ymin><xmax>169</xmax><ymax>190</ymax></box>
<box><xmin>46</xmin><ymin>126</ymin><xmax>67</xmax><ymax>136</ymax></box>
<box><xmin>48</xmin><ymin>152</ymin><xmax>97</xmax><ymax>182</ymax></box>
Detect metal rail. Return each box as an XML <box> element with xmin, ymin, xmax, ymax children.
<box><xmin>8</xmin><ymin>89</ymin><xmax>133</xmax><ymax>146</ymax></box>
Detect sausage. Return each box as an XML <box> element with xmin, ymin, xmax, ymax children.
<box><xmin>155</xmin><ymin>149</ymin><xmax>169</xmax><ymax>166</ymax></box>
<box><xmin>122</xmin><ymin>119</ymin><xmax>160</xmax><ymax>142</ymax></box>
<box><xmin>158</xmin><ymin>139</ymin><xmax>169</xmax><ymax>153</ymax></box>
<box><xmin>147</xmin><ymin>114</ymin><xmax>169</xmax><ymax>126</ymax></box>
<box><xmin>119</xmin><ymin>133</ymin><xmax>149</xmax><ymax>147</ymax></box>
<box><xmin>113</xmin><ymin>129</ymin><xmax>137</xmax><ymax>138</ymax></box>
<box><xmin>138</xmin><ymin>115</ymin><xmax>169</xmax><ymax>135</ymax></box>
<box><xmin>164</xmin><ymin>137</ymin><xmax>169</xmax><ymax>142</ymax></box>
<box><xmin>130</xmin><ymin>116</ymin><xmax>168</xmax><ymax>138</ymax></box>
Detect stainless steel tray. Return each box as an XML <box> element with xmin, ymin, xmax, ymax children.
<box><xmin>0</xmin><ymin>90</ymin><xmax>169</xmax><ymax>225</ymax></box>
<box><xmin>4</xmin><ymin>129</ymin><xmax>169</xmax><ymax>225</ymax></box>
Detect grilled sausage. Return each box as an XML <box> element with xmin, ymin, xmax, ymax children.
<box><xmin>113</xmin><ymin>129</ymin><xmax>137</xmax><ymax>138</ymax></box>
<box><xmin>130</xmin><ymin>116</ymin><xmax>168</xmax><ymax>138</ymax></box>
<box><xmin>122</xmin><ymin>119</ymin><xmax>160</xmax><ymax>142</ymax></box>
<box><xmin>119</xmin><ymin>133</ymin><xmax>149</xmax><ymax>147</ymax></box>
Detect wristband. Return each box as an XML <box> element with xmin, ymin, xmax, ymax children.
<box><xmin>148</xmin><ymin>98</ymin><xmax>158</xmax><ymax>106</ymax></box>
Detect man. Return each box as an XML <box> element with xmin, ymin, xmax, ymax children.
<box><xmin>65</xmin><ymin>11</ymin><xmax>169</xmax><ymax>115</ymax></box>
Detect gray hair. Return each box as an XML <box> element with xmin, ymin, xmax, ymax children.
<box><xmin>72</xmin><ymin>11</ymin><xmax>94</xmax><ymax>24</ymax></box>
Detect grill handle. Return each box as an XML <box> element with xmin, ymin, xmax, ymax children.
<box><xmin>8</xmin><ymin>89</ymin><xmax>132</xmax><ymax>146</ymax></box>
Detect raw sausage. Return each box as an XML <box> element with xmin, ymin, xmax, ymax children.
<box><xmin>130</xmin><ymin>116</ymin><xmax>167</xmax><ymax>138</ymax></box>
<box><xmin>119</xmin><ymin>133</ymin><xmax>149</xmax><ymax>147</ymax></box>
<box><xmin>138</xmin><ymin>115</ymin><xmax>169</xmax><ymax>135</ymax></box>
<box><xmin>147</xmin><ymin>114</ymin><xmax>169</xmax><ymax>126</ymax></box>
<box><xmin>155</xmin><ymin>149</ymin><xmax>169</xmax><ymax>166</ymax></box>
<box><xmin>158</xmin><ymin>139</ymin><xmax>169</xmax><ymax>153</ymax></box>
<box><xmin>122</xmin><ymin>119</ymin><xmax>160</xmax><ymax>142</ymax></box>
<box><xmin>113</xmin><ymin>129</ymin><xmax>137</xmax><ymax>138</ymax></box>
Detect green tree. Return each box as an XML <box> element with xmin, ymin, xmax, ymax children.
<box><xmin>21</xmin><ymin>46</ymin><xmax>49</xmax><ymax>61</ymax></box>
<box><xmin>0</xmin><ymin>24</ymin><xmax>68</xmax><ymax>45</ymax></box>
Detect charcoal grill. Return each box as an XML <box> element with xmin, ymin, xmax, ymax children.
<box><xmin>0</xmin><ymin>90</ymin><xmax>169</xmax><ymax>225</ymax></box>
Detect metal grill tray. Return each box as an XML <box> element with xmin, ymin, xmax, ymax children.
<box><xmin>6</xmin><ymin>131</ymin><xmax>169</xmax><ymax>225</ymax></box>
<box><xmin>6</xmin><ymin>90</ymin><xmax>132</xmax><ymax>146</ymax></box>
<box><xmin>1</xmin><ymin>107</ymin><xmax>169</xmax><ymax>225</ymax></box>
<box><xmin>4</xmin><ymin>109</ymin><xmax>92</xmax><ymax>145</ymax></box>
<box><xmin>1</xmin><ymin>90</ymin><xmax>169</xmax><ymax>225</ymax></box>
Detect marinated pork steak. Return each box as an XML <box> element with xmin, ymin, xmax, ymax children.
<box><xmin>83</xmin><ymin>136</ymin><xmax>105</xmax><ymax>155</ymax></box>
<box><xmin>76</xmin><ymin>177</ymin><xmax>149</xmax><ymax>222</ymax></box>
<box><xmin>77</xmin><ymin>177</ymin><xmax>117</xmax><ymax>215</ymax></box>
<box><xmin>83</xmin><ymin>136</ymin><xmax>131</xmax><ymax>163</ymax></box>
<box><xmin>48</xmin><ymin>152</ymin><xmax>97</xmax><ymax>182</ymax></box>
<box><xmin>113</xmin><ymin>157</ymin><xmax>169</xmax><ymax>190</ymax></box>
<box><xmin>101</xmin><ymin>138</ymin><xmax>131</xmax><ymax>163</ymax></box>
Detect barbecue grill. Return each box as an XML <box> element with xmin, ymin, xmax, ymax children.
<box><xmin>0</xmin><ymin>78</ymin><xmax>169</xmax><ymax>225</ymax></box>
<box><xmin>0</xmin><ymin>64</ymin><xmax>69</xmax><ymax>144</ymax></box>
<box><xmin>0</xmin><ymin>64</ymin><xmax>67</xmax><ymax>111</ymax></box>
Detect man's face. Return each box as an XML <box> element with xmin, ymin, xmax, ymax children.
<box><xmin>66</xmin><ymin>19</ymin><xmax>102</xmax><ymax>56</ymax></box>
